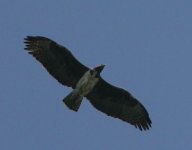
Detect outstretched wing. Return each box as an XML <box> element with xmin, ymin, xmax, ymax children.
<box><xmin>87</xmin><ymin>78</ymin><xmax>152</xmax><ymax>131</ymax></box>
<box><xmin>24</xmin><ymin>36</ymin><xmax>89</xmax><ymax>88</ymax></box>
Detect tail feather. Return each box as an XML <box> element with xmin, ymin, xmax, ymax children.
<box><xmin>63</xmin><ymin>90</ymin><xmax>83</xmax><ymax>112</ymax></box>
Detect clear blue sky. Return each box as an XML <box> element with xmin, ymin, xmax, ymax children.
<box><xmin>1</xmin><ymin>0</ymin><xmax>192</xmax><ymax>149</ymax></box>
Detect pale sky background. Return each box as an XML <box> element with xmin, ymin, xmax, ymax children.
<box><xmin>1</xmin><ymin>0</ymin><xmax>192</xmax><ymax>149</ymax></box>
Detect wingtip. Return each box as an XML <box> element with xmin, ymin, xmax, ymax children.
<box><xmin>132</xmin><ymin>116</ymin><xmax>152</xmax><ymax>131</ymax></box>
<box><xmin>24</xmin><ymin>36</ymin><xmax>37</xmax><ymax>52</ymax></box>
<box><xmin>24</xmin><ymin>36</ymin><xmax>33</xmax><ymax>41</ymax></box>
<box><xmin>24</xmin><ymin>36</ymin><xmax>34</xmax><ymax>45</ymax></box>
<box><xmin>24</xmin><ymin>36</ymin><xmax>40</xmax><ymax>42</ymax></box>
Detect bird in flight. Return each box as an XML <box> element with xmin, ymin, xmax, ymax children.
<box><xmin>24</xmin><ymin>36</ymin><xmax>152</xmax><ymax>131</ymax></box>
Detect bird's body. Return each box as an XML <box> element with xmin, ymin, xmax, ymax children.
<box><xmin>64</xmin><ymin>65</ymin><xmax>104</xmax><ymax>111</ymax></box>
<box><xmin>75</xmin><ymin>66</ymin><xmax>103</xmax><ymax>96</ymax></box>
<box><xmin>24</xmin><ymin>36</ymin><xmax>152</xmax><ymax>131</ymax></box>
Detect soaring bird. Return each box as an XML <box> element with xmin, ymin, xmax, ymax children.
<box><xmin>24</xmin><ymin>36</ymin><xmax>152</xmax><ymax>131</ymax></box>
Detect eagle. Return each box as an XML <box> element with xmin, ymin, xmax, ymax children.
<box><xmin>24</xmin><ymin>36</ymin><xmax>152</xmax><ymax>131</ymax></box>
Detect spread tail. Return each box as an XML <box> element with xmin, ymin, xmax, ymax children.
<box><xmin>63</xmin><ymin>89</ymin><xmax>83</xmax><ymax>112</ymax></box>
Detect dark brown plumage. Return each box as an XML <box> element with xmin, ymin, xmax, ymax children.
<box><xmin>24</xmin><ymin>36</ymin><xmax>152</xmax><ymax>131</ymax></box>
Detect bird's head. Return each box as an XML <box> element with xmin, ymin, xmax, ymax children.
<box><xmin>90</xmin><ymin>64</ymin><xmax>105</xmax><ymax>77</ymax></box>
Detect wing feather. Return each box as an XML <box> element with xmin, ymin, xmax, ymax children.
<box><xmin>87</xmin><ymin>78</ymin><xmax>152</xmax><ymax>131</ymax></box>
<box><xmin>24</xmin><ymin>36</ymin><xmax>88</xmax><ymax>88</ymax></box>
